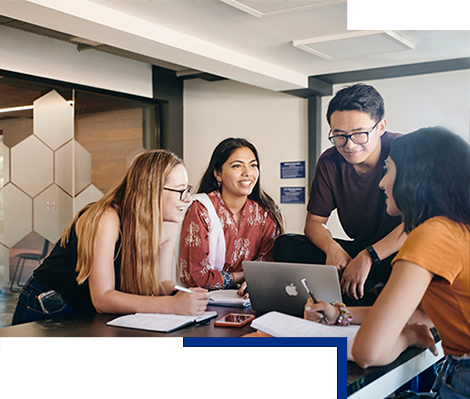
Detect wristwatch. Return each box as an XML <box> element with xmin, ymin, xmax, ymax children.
<box><xmin>366</xmin><ymin>245</ymin><xmax>381</xmax><ymax>267</ymax></box>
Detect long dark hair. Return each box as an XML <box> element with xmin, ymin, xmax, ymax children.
<box><xmin>198</xmin><ymin>137</ymin><xmax>284</xmax><ymax>234</ymax></box>
<box><xmin>390</xmin><ymin>126</ymin><xmax>470</xmax><ymax>234</ymax></box>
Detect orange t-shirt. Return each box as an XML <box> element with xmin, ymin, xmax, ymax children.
<box><xmin>393</xmin><ymin>217</ymin><xmax>470</xmax><ymax>356</ymax></box>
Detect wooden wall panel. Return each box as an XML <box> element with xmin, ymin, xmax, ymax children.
<box><xmin>75</xmin><ymin>107</ymin><xmax>143</xmax><ymax>193</ymax></box>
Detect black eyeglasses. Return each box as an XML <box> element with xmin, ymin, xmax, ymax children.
<box><xmin>163</xmin><ymin>185</ymin><xmax>192</xmax><ymax>201</ymax></box>
<box><xmin>328</xmin><ymin>120</ymin><xmax>380</xmax><ymax>147</ymax></box>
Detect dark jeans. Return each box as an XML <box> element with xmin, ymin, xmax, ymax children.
<box><xmin>433</xmin><ymin>355</ymin><xmax>470</xmax><ymax>399</ymax></box>
<box><xmin>11</xmin><ymin>275</ymin><xmax>95</xmax><ymax>326</ymax></box>
<box><xmin>395</xmin><ymin>355</ymin><xmax>470</xmax><ymax>398</ymax></box>
<box><xmin>272</xmin><ymin>233</ymin><xmax>395</xmax><ymax>306</ymax></box>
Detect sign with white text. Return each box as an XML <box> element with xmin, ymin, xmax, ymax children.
<box><xmin>281</xmin><ymin>187</ymin><xmax>305</xmax><ymax>204</ymax></box>
<box><xmin>280</xmin><ymin>161</ymin><xmax>305</xmax><ymax>179</ymax></box>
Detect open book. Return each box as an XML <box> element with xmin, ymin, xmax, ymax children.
<box><xmin>251</xmin><ymin>311</ymin><xmax>359</xmax><ymax>361</ymax></box>
<box><xmin>107</xmin><ymin>311</ymin><xmax>217</xmax><ymax>333</ymax></box>
<box><xmin>209</xmin><ymin>289</ymin><xmax>251</xmax><ymax>307</ymax></box>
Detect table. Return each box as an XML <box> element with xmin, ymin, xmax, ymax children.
<box><xmin>347</xmin><ymin>335</ymin><xmax>443</xmax><ymax>398</ymax></box>
<box><xmin>0</xmin><ymin>306</ymin><xmax>256</xmax><ymax>337</ymax></box>
<box><xmin>0</xmin><ymin>305</ymin><xmax>443</xmax><ymax>398</ymax></box>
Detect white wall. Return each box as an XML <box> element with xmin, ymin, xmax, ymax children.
<box><xmin>0</xmin><ymin>25</ymin><xmax>153</xmax><ymax>98</ymax></box>
<box><xmin>3</xmin><ymin>25</ymin><xmax>468</xmax><ymax>237</ymax></box>
<box><xmin>183</xmin><ymin>70</ymin><xmax>470</xmax><ymax>237</ymax></box>
<box><xmin>183</xmin><ymin>79</ymin><xmax>308</xmax><ymax>234</ymax></box>
<box><xmin>321</xmin><ymin>69</ymin><xmax>470</xmax><ymax>239</ymax></box>
<box><xmin>321</xmin><ymin>69</ymin><xmax>470</xmax><ymax>149</ymax></box>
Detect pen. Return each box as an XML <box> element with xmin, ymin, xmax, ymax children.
<box><xmin>301</xmin><ymin>278</ymin><xmax>329</xmax><ymax>325</ymax></box>
<box><xmin>174</xmin><ymin>285</ymin><xmax>194</xmax><ymax>293</ymax></box>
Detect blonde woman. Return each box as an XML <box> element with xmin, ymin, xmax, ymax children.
<box><xmin>12</xmin><ymin>150</ymin><xmax>209</xmax><ymax>325</ymax></box>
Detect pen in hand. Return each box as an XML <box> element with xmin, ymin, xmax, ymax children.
<box><xmin>174</xmin><ymin>285</ymin><xmax>194</xmax><ymax>293</ymax></box>
<box><xmin>301</xmin><ymin>278</ymin><xmax>329</xmax><ymax>325</ymax></box>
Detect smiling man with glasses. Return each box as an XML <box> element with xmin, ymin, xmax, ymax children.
<box><xmin>328</xmin><ymin>119</ymin><xmax>380</xmax><ymax>147</ymax></box>
<box><xmin>274</xmin><ymin>84</ymin><xmax>405</xmax><ymax>307</ymax></box>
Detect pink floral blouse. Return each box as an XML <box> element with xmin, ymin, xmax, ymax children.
<box><xmin>179</xmin><ymin>191</ymin><xmax>280</xmax><ymax>290</ymax></box>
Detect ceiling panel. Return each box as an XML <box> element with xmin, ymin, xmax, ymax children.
<box><xmin>219</xmin><ymin>0</ymin><xmax>346</xmax><ymax>17</ymax></box>
<box><xmin>293</xmin><ymin>30</ymin><xmax>415</xmax><ymax>60</ymax></box>
<box><xmin>0</xmin><ymin>1</ymin><xmax>468</xmax><ymax>92</ymax></box>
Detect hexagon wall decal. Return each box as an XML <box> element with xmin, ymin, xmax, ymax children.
<box><xmin>74</xmin><ymin>141</ymin><xmax>92</xmax><ymax>194</ymax></box>
<box><xmin>34</xmin><ymin>90</ymin><xmax>73</xmax><ymax>150</ymax></box>
<box><xmin>1</xmin><ymin>143</ymin><xmax>10</xmax><ymax>187</ymax></box>
<box><xmin>11</xmin><ymin>135</ymin><xmax>53</xmax><ymax>197</ymax></box>
<box><xmin>126</xmin><ymin>147</ymin><xmax>146</xmax><ymax>169</ymax></box>
<box><xmin>55</xmin><ymin>141</ymin><xmax>92</xmax><ymax>196</ymax></box>
<box><xmin>0</xmin><ymin>184</ymin><xmax>33</xmax><ymax>248</ymax></box>
<box><xmin>74</xmin><ymin>184</ymin><xmax>103</xmax><ymax>216</ymax></box>
<box><xmin>34</xmin><ymin>185</ymin><xmax>73</xmax><ymax>244</ymax></box>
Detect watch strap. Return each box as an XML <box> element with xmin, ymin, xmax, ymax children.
<box><xmin>366</xmin><ymin>245</ymin><xmax>381</xmax><ymax>267</ymax></box>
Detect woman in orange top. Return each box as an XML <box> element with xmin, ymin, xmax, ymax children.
<box><xmin>304</xmin><ymin>126</ymin><xmax>469</xmax><ymax>398</ymax></box>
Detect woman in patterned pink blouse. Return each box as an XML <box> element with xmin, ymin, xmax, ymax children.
<box><xmin>179</xmin><ymin>138</ymin><xmax>284</xmax><ymax>291</ymax></box>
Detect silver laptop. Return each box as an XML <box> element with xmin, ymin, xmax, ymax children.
<box><xmin>243</xmin><ymin>261</ymin><xmax>342</xmax><ymax>317</ymax></box>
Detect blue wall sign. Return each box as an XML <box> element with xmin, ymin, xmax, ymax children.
<box><xmin>281</xmin><ymin>161</ymin><xmax>305</xmax><ymax>179</ymax></box>
<box><xmin>281</xmin><ymin>187</ymin><xmax>305</xmax><ymax>204</ymax></box>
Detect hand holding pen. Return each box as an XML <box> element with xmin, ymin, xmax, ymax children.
<box><xmin>173</xmin><ymin>285</ymin><xmax>210</xmax><ymax>316</ymax></box>
<box><xmin>301</xmin><ymin>278</ymin><xmax>329</xmax><ymax>325</ymax></box>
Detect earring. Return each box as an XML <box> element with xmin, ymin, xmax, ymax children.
<box><xmin>217</xmin><ymin>180</ymin><xmax>222</xmax><ymax>188</ymax></box>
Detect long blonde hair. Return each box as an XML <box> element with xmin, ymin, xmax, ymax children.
<box><xmin>60</xmin><ymin>149</ymin><xmax>182</xmax><ymax>296</ymax></box>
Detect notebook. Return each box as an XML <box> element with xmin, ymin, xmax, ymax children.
<box><xmin>209</xmin><ymin>289</ymin><xmax>251</xmax><ymax>307</ymax></box>
<box><xmin>250</xmin><ymin>311</ymin><xmax>359</xmax><ymax>360</ymax></box>
<box><xmin>107</xmin><ymin>311</ymin><xmax>217</xmax><ymax>333</ymax></box>
<box><xmin>243</xmin><ymin>261</ymin><xmax>342</xmax><ymax>317</ymax></box>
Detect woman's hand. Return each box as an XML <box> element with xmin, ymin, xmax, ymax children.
<box><xmin>403</xmin><ymin>323</ymin><xmax>438</xmax><ymax>356</ymax></box>
<box><xmin>304</xmin><ymin>298</ymin><xmax>339</xmax><ymax>324</ymax></box>
<box><xmin>171</xmin><ymin>287</ymin><xmax>210</xmax><ymax>316</ymax></box>
<box><xmin>237</xmin><ymin>281</ymin><xmax>249</xmax><ymax>299</ymax></box>
<box><xmin>232</xmin><ymin>272</ymin><xmax>245</xmax><ymax>286</ymax></box>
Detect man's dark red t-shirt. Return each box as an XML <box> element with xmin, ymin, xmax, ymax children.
<box><xmin>307</xmin><ymin>131</ymin><xmax>402</xmax><ymax>244</ymax></box>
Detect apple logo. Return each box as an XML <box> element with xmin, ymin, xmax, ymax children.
<box><xmin>285</xmin><ymin>283</ymin><xmax>298</xmax><ymax>297</ymax></box>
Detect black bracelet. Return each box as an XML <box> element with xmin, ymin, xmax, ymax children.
<box><xmin>366</xmin><ymin>245</ymin><xmax>381</xmax><ymax>267</ymax></box>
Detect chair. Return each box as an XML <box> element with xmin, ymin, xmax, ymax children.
<box><xmin>10</xmin><ymin>239</ymin><xmax>49</xmax><ymax>292</ymax></box>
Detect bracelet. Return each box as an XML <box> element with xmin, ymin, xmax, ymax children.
<box><xmin>330</xmin><ymin>300</ymin><xmax>353</xmax><ymax>326</ymax></box>
<box><xmin>221</xmin><ymin>271</ymin><xmax>233</xmax><ymax>289</ymax></box>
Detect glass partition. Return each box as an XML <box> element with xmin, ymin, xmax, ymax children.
<box><xmin>0</xmin><ymin>73</ymin><xmax>159</xmax><ymax>290</ymax></box>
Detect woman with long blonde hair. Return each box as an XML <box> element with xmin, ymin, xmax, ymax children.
<box><xmin>12</xmin><ymin>149</ymin><xmax>209</xmax><ymax>325</ymax></box>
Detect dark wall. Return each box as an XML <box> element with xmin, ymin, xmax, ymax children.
<box><xmin>152</xmin><ymin>66</ymin><xmax>184</xmax><ymax>158</ymax></box>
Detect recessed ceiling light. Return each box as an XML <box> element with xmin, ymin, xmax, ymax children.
<box><xmin>293</xmin><ymin>30</ymin><xmax>415</xmax><ymax>61</ymax></box>
<box><xmin>220</xmin><ymin>0</ymin><xmax>345</xmax><ymax>18</ymax></box>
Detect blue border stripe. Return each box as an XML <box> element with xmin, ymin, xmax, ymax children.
<box><xmin>184</xmin><ymin>337</ymin><xmax>347</xmax><ymax>399</ymax></box>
